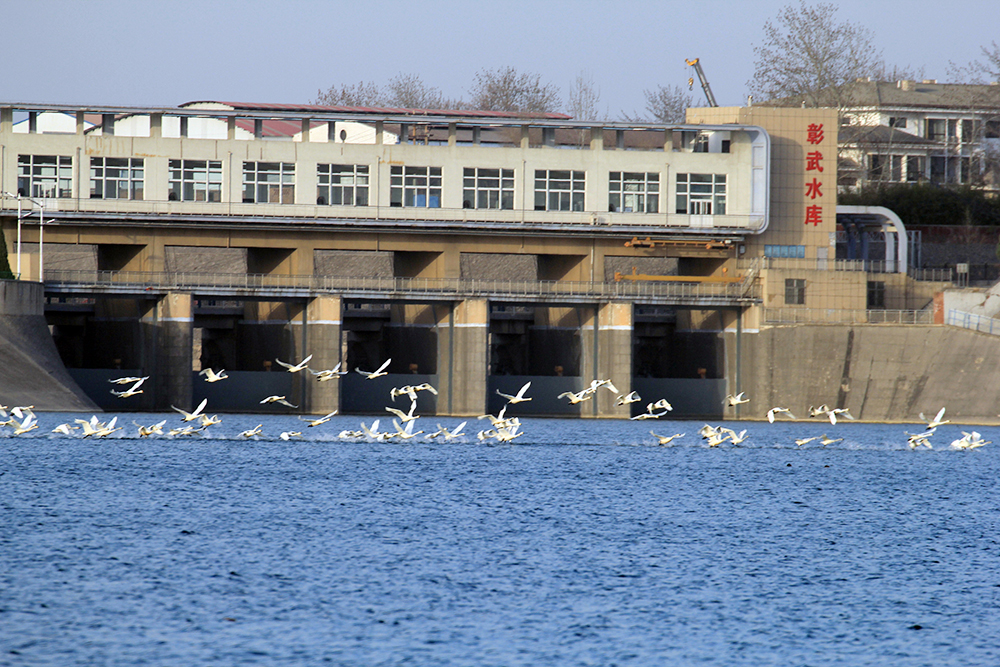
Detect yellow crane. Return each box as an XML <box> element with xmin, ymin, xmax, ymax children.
<box><xmin>686</xmin><ymin>58</ymin><xmax>718</xmax><ymax>107</ymax></box>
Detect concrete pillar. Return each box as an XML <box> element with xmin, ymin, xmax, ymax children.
<box><xmin>154</xmin><ymin>292</ymin><xmax>193</xmax><ymax>411</ymax></box>
<box><xmin>150</xmin><ymin>113</ymin><xmax>162</xmax><ymax>139</ymax></box>
<box><xmin>580</xmin><ymin>302</ymin><xmax>633</xmax><ymax>417</ymax></box>
<box><xmin>304</xmin><ymin>295</ymin><xmax>342</xmax><ymax>415</ymax></box>
<box><xmin>0</xmin><ymin>107</ymin><xmax>12</xmax><ymax>134</ymax></box>
<box><xmin>439</xmin><ymin>298</ymin><xmax>488</xmax><ymax>416</ymax></box>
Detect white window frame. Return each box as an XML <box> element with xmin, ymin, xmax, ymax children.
<box><xmin>676</xmin><ymin>173</ymin><xmax>726</xmax><ymax>215</ymax></box>
<box><xmin>463</xmin><ymin>167</ymin><xmax>514</xmax><ymax>210</ymax></box>
<box><xmin>534</xmin><ymin>169</ymin><xmax>585</xmax><ymax>211</ymax></box>
<box><xmin>169</xmin><ymin>159</ymin><xmax>222</xmax><ymax>202</ymax></box>
<box><xmin>243</xmin><ymin>162</ymin><xmax>295</xmax><ymax>204</ymax></box>
<box><xmin>390</xmin><ymin>165</ymin><xmax>441</xmax><ymax>208</ymax></box>
<box><xmin>18</xmin><ymin>154</ymin><xmax>72</xmax><ymax>198</ymax></box>
<box><xmin>317</xmin><ymin>164</ymin><xmax>369</xmax><ymax>206</ymax></box>
<box><xmin>609</xmin><ymin>171</ymin><xmax>659</xmax><ymax>213</ymax></box>
<box><xmin>90</xmin><ymin>157</ymin><xmax>144</xmax><ymax>200</ymax></box>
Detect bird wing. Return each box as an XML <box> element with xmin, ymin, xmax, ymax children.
<box><xmin>274</xmin><ymin>358</ymin><xmax>294</xmax><ymax>370</ymax></box>
<box><xmin>375</xmin><ymin>358</ymin><xmax>391</xmax><ymax>374</ymax></box>
<box><xmin>300</xmin><ymin>354</ymin><xmax>314</xmax><ymax>368</ymax></box>
<box><xmin>385</xmin><ymin>406</ymin><xmax>407</xmax><ymax>419</ymax></box>
<box><xmin>192</xmin><ymin>398</ymin><xmax>208</xmax><ymax>416</ymax></box>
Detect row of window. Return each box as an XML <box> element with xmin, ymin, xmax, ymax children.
<box><xmin>783</xmin><ymin>279</ymin><xmax>887</xmax><ymax>309</ymax></box>
<box><xmin>16</xmin><ymin>155</ymin><xmax>727</xmax><ymax>215</ymax></box>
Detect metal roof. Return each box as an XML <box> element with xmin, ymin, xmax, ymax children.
<box><xmin>184</xmin><ymin>100</ymin><xmax>573</xmax><ymax>121</ymax></box>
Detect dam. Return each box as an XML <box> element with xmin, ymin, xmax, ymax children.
<box><xmin>1</xmin><ymin>99</ymin><xmax>976</xmax><ymax>420</ymax></box>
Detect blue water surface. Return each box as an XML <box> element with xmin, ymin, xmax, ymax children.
<box><xmin>2</xmin><ymin>414</ymin><xmax>999</xmax><ymax>666</ymax></box>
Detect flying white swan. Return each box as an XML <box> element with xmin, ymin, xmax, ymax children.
<box><xmin>919</xmin><ymin>407</ymin><xmax>949</xmax><ymax>429</ymax></box>
<box><xmin>432</xmin><ymin>421</ymin><xmax>467</xmax><ymax>440</ymax></box>
<box><xmin>905</xmin><ymin>428</ymin><xmax>935</xmax><ymax>449</ymax></box>
<box><xmin>615</xmin><ymin>391</ymin><xmax>641</xmax><ymax>406</ymax></box>
<box><xmin>720</xmin><ymin>427</ymin><xmax>748</xmax><ymax>444</ymax></box>
<box><xmin>356</xmin><ymin>358</ymin><xmax>392</xmax><ymax>379</ymax></box>
<box><xmin>650</xmin><ymin>431</ymin><xmax>684</xmax><ymax>445</ymax></box>
<box><xmin>52</xmin><ymin>423</ymin><xmax>79</xmax><ymax>435</ymax></box>
<box><xmin>108</xmin><ymin>376</ymin><xmax>145</xmax><ymax>385</ymax></box>
<box><xmin>390</xmin><ymin>383</ymin><xmax>435</xmax><ymax>402</ymax></box>
<box><xmin>12</xmin><ymin>414</ymin><xmax>39</xmax><ymax>435</ymax></box>
<box><xmin>705</xmin><ymin>431</ymin><xmax>731</xmax><ymax>447</ymax></box>
<box><xmin>630</xmin><ymin>409</ymin><xmax>668</xmax><ymax>421</ymax></box>
<box><xmin>558</xmin><ymin>389</ymin><xmax>592</xmax><ymax>405</ymax></box>
<box><xmin>169</xmin><ymin>424</ymin><xmax>205</xmax><ymax>437</ymax></box>
<box><xmin>132</xmin><ymin>419</ymin><xmax>167</xmax><ymax>438</ymax></box>
<box><xmin>826</xmin><ymin>408</ymin><xmax>855</xmax><ymax>425</ymax></box>
<box><xmin>497</xmin><ymin>381</ymin><xmax>532</xmax><ymax>404</ymax></box>
<box><xmin>298</xmin><ymin>410</ymin><xmax>338</xmax><ymax>427</ymax></box>
<box><xmin>724</xmin><ymin>392</ymin><xmax>749</xmax><ymax>406</ymax></box>
<box><xmin>310</xmin><ymin>363</ymin><xmax>348</xmax><ymax>382</ymax></box>
<box><xmin>275</xmin><ymin>354</ymin><xmax>313</xmax><ymax>373</ymax></box>
<box><xmin>199</xmin><ymin>368</ymin><xmax>229</xmax><ymax>382</ymax></box>
<box><xmin>950</xmin><ymin>431</ymin><xmax>990</xmax><ymax>450</ymax></box>
<box><xmin>91</xmin><ymin>416</ymin><xmax>122</xmax><ymax>438</ymax></box>
<box><xmin>110</xmin><ymin>376</ymin><xmax>146</xmax><ymax>398</ymax></box>
<box><xmin>794</xmin><ymin>436</ymin><xmax>819</xmax><ymax>447</ymax></box>
<box><xmin>198</xmin><ymin>414</ymin><xmax>222</xmax><ymax>428</ymax></box>
<box><xmin>260</xmin><ymin>395</ymin><xmax>298</xmax><ymax>408</ymax></box>
<box><xmin>808</xmin><ymin>405</ymin><xmax>831</xmax><ymax>418</ymax></box>
<box><xmin>280</xmin><ymin>431</ymin><xmax>303</xmax><ymax>441</ymax></box>
<box><xmin>818</xmin><ymin>434</ymin><xmax>843</xmax><ymax>446</ymax></box>
<box><xmin>767</xmin><ymin>407</ymin><xmax>796</xmax><ymax>423</ymax></box>
<box><xmin>239</xmin><ymin>424</ymin><xmax>263</xmax><ymax>438</ymax></box>
<box><xmin>134</xmin><ymin>420</ymin><xmax>166</xmax><ymax>437</ymax></box>
<box><xmin>385</xmin><ymin>400</ymin><xmax>419</xmax><ymax>423</ymax></box>
<box><xmin>392</xmin><ymin>419</ymin><xmax>424</xmax><ymax>440</ymax></box>
<box><xmin>172</xmin><ymin>398</ymin><xmax>209</xmax><ymax>422</ymax></box>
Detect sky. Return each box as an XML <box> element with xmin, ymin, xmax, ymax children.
<box><xmin>2</xmin><ymin>0</ymin><xmax>997</xmax><ymax>116</ymax></box>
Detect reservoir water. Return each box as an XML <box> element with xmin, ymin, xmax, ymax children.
<box><xmin>2</xmin><ymin>414</ymin><xmax>999</xmax><ymax>665</ymax></box>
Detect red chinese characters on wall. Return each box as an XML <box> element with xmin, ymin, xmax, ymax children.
<box><xmin>804</xmin><ymin>124</ymin><xmax>825</xmax><ymax>226</ymax></box>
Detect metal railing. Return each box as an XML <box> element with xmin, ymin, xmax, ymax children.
<box><xmin>762</xmin><ymin>307</ymin><xmax>934</xmax><ymax>325</ymax></box>
<box><xmin>946</xmin><ymin>309</ymin><xmax>1000</xmax><ymax>335</ymax></box>
<box><xmin>740</xmin><ymin>257</ymin><xmax>955</xmax><ymax>283</ymax></box>
<box><xmin>43</xmin><ymin>269</ymin><xmax>763</xmax><ymax>305</ymax></box>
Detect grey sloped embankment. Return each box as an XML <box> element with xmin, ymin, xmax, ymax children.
<box><xmin>0</xmin><ymin>280</ymin><xmax>98</xmax><ymax>412</ymax></box>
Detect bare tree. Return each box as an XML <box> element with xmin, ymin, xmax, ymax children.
<box><xmin>949</xmin><ymin>42</ymin><xmax>1000</xmax><ymax>189</ymax></box>
<box><xmin>313</xmin><ymin>81</ymin><xmax>385</xmax><ymax>107</ymax></box>
<box><xmin>385</xmin><ymin>73</ymin><xmax>460</xmax><ymax>109</ymax></box>
<box><xmin>748</xmin><ymin>1</ymin><xmax>885</xmax><ymax>109</ymax></box>
<box><xmin>468</xmin><ymin>67</ymin><xmax>561</xmax><ymax>114</ymax></box>
<box><xmin>950</xmin><ymin>41</ymin><xmax>1000</xmax><ymax>84</ymax></box>
<box><xmin>565</xmin><ymin>71</ymin><xmax>605</xmax><ymax>121</ymax></box>
<box><xmin>631</xmin><ymin>85</ymin><xmax>694</xmax><ymax>123</ymax></box>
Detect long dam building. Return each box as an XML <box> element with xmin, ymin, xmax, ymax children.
<box><xmin>1</xmin><ymin>100</ymin><xmax>972</xmax><ymax>420</ymax></box>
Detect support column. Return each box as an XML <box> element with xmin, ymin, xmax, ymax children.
<box><xmin>304</xmin><ymin>295</ymin><xmax>342</xmax><ymax>415</ymax></box>
<box><xmin>439</xmin><ymin>299</ymin><xmax>488</xmax><ymax>416</ymax></box>
<box><xmin>154</xmin><ymin>292</ymin><xmax>193</xmax><ymax>411</ymax></box>
<box><xmin>580</xmin><ymin>302</ymin><xmax>633</xmax><ymax>418</ymax></box>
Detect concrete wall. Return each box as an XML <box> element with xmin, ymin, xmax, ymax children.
<box><xmin>0</xmin><ymin>280</ymin><xmax>99</xmax><ymax>411</ymax></box>
<box><xmin>734</xmin><ymin>324</ymin><xmax>1000</xmax><ymax>423</ymax></box>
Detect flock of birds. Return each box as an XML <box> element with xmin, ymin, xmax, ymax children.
<box><xmin>0</xmin><ymin>357</ymin><xmax>992</xmax><ymax>450</ymax></box>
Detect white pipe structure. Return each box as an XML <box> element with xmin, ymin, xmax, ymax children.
<box><xmin>0</xmin><ymin>192</ymin><xmax>22</xmax><ymax>277</ymax></box>
<box><xmin>2</xmin><ymin>193</ymin><xmax>47</xmax><ymax>280</ymax></box>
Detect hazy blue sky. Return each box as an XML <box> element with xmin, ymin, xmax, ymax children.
<box><xmin>3</xmin><ymin>0</ymin><xmax>996</xmax><ymax>115</ymax></box>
